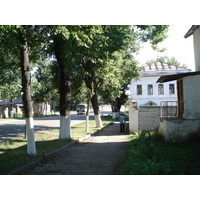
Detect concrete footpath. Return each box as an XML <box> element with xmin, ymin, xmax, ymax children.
<box><xmin>21</xmin><ymin>122</ymin><xmax>130</xmax><ymax>175</ymax></box>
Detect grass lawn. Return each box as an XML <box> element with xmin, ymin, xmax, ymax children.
<box><xmin>120</xmin><ymin>131</ymin><xmax>200</xmax><ymax>175</ymax></box>
<box><xmin>0</xmin><ymin>120</ymin><xmax>112</xmax><ymax>175</ymax></box>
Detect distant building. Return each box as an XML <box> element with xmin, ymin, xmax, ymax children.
<box><xmin>0</xmin><ymin>98</ymin><xmax>51</xmax><ymax>118</ymax></box>
<box><xmin>130</xmin><ymin>62</ymin><xmax>191</xmax><ymax>106</ymax></box>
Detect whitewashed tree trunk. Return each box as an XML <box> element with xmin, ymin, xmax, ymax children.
<box><xmin>85</xmin><ymin>115</ymin><xmax>89</xmax><ymax>132</ymax></box>
<box><xmin>95</xmin><ymin>114</ymin><xmax>102</xmax><ymax>128</ymax></box>
<box><xmin>85</xmin><ymin>97</ymin><xmax>90</xmax><ymax>132</ymax></box>
<box><xmin>112</xmin><ymin>112</ymin><xmax>120</xmax><ymax>119</ymax></box>
<box><xmin>54</xmin><ymin>34</ymin><xmax>71</xmax><ymax>141</ymax></box>
<box><xmin>26</xmin><ymin>117</ymin><xmax>36</xmax><ymax>155</ymax></box>
<box><xmin>59</xmin><ymin>115</ymin><xmax>71</xmax><ymax>139</ymax></box>
<box><xmin>91</xmin><ymin>93</ymin><xmax>102</xmax><ymax>128</ymax></box>
<box><xmin>20</xmin><ymin>27</ymin><xmax>36</xmax><ymax>156</ymax></box>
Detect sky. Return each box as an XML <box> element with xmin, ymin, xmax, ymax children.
<box><xmin>135</xmin><ymin>25</ymin><xmax>195</xmax><ymax>71</ymax></box>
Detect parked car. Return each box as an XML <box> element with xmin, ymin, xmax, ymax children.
<box><xmin>77</xmin><ymin>104</ymin><xmax>86</xmax><ymax>115</ymax></box>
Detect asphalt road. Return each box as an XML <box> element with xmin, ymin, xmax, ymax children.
<box><xmin>0</xmin><ymin>111</ymin><xmax>100</xmax><ymax>141</ymax></box>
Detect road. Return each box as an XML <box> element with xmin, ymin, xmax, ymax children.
<box><xmin>0</xmin><ymin>109</ymin><xmax>112</xmax><ymax>141</ymax></box>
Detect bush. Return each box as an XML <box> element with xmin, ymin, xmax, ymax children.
<box><xmin>14</xmin><ymin>113</ymin><xmax>24</xmax><ymax>118</ymax></box>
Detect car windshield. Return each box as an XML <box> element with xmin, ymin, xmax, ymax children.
<box><xmin>77</xmin><ymin>105</ymin><xmax>85</xmax><ymax>108</ymax></box>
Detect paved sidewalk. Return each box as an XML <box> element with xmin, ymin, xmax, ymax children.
<box><xmin>22</xmin><ymin>122</ymin><xmax>130</xmax><ymax>175</ymax></box>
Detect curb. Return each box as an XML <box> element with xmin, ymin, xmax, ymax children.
<box><xmin>7</xmin><ymin>128</ymin><xmax>102</xmax><ymax>175</ymax></box>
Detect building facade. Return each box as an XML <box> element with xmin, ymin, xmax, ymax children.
<box><xmin>185</xmin><ymin>25</ymin><xmax>200</xmax><ymax>71</ymax></box>
<box><xmin>130</xmin><ymin>62</ymin><xmax>191</xmax><ymax>106</ymax></box>
<box><xmin>156</xmin><ymin>26</ymin><xmax>200</xmax><ymax>142</ymax></box>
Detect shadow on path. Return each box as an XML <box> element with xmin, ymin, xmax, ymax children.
<box><xmin>23</xmin><ymin>122</ymin><xmax>130</xmax><ymax>175</ymax></box>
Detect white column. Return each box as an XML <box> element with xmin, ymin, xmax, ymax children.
<box><xmin>129</xmin><ymin>100</ymin><xmax>139</xmax><ymax>133</ymax></box>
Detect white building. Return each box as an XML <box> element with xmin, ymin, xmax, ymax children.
<box><xmin>130</xmin><ymin>62</ymin><xmax>191</xmax><ymax>106</ymax></box>
<box><xmin>157</xmin><ymin>26</ymin><xmax>200</xmax><ymax>142</ymax></box>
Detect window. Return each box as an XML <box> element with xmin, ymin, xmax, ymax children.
<box><xmin>158</xmin><ymin>84</ymin><xmax>164</xmax><ymax>94</ymax></box>
<box><xmin>148</xmin><ymin>84</ymin><xmax>153</xmax><ymax>95</ymax></box>
<box><xmin>169</xmin><ymin>84</ymin><xmax>175</xmax><ymax>94</ymax></box>
<box><xmin>137</xmin><ymin>85</ymin><xmax>142</xmax><ymax>95</ymax></box>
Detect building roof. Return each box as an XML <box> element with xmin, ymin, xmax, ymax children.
<box><xmin>12</xmin><ymin>99</ymin><xmax>23</xmax><ymax>104</ymax></box>
<box><xmin>0</xmin><ymin>100</ymin><xmax>9</xmax><ymax>106</ymax></box>
<box><xmin>141</xmin><ymin>61</ymin><xmax>191</xmax><ymax>76</ymax></box>
<box><xmin>156</xmin><ymin>71</ymin><xmax>200</xmax><ymax>83</ymax></box>
<box><xmin>184</xmin><ymin>25</ymin><xmax>200</xmax><ymax>38</ymax></box>
<box><xmin>0</xmin><ymin>99</ymin><xmax>23</xmax><ymax>106</ymax></box>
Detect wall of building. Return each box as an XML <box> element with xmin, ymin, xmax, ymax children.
<box><xmin>138</xmin><ymin>106</ymin><xmax>160</xmax><ymax>131</ymax></box>
<box><xmin>129</xmin><ymin>100</ymin><xmax>160</xmax><ymax>132</ymax></box>
<box><xmin>159</xmin><ymin>118</ymin><xmax>200</xmax><ymax>142</ymax></box>
<box><xmin>183</xmin><ymin>74</ymin><xmax>200</xmax><ymax>119</ymax></box>
<box><xmin>33</xmin><ymin>102</ymin><xmax>51</xmax><ymax>116</ymax></box>
<box><xmin>130</xmin><ymin>76</ymin><xmax>177</xmax><ymax>106</ymax></box>
<box><xmin>0</xmin><ymin>107</ymin><xmax>8</xmax><ymax>118</ymax></box>
<box><xmin>193</xmin><ymin>27</ymin><xmax>200</xmax><ymax>71</ymax></box>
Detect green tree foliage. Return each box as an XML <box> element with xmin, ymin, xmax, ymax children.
<box><xmin>77</xmin><ymin>26</ymin><xmax>137</xmax><ymax>123</ymax></box>
<box><xmin>0</xmin><ymin>25</ymin><xmax>170</xmax><ymax>140</ymax></box>
<box><xmin>0</xmin><ymin>26</ymin><xmax>21</xmax><ymax>100</ymax></box>
<box><xmin>43</xmin><ymin>25</ymin><xmax>169</xmax><ymax>127</ymax></box>
<box><xmin>32</xmin><ymin>60</ymin><xmax>59</xmax><ymax>105</ymax></box>
<box><xmin>135</xmin><ymin>25</ymin><xmax>169</xmax><ymax>49</ymax></box>
<box><xmin>98</xmin><ymin>25</ymin><xmax>169</xmax><ymax>113</ymax></box>
<box><xmin>0</xmin><ymin>25</ymin><xmax>48</xmax><ymax>155</ymax></box>
<box><xmin>99</xmin><ymin>50</ymin><xmax>140</xmax><ymax>112</ymax></box>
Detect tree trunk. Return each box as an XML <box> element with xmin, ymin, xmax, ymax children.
<box><xmin>54</xmin><ymin>34</ymin><xmax>71</xmax><ymax>139</ymax></box>
<box><xmin>111</xmin><ymin>97</ymin><xmax>122</xmax><ymax>119</ymax></box>
<box><xmin>85</xmin><ymin>97</ymin><xmax>90</xmax><ymax>132</ymax></box>
<box><xmin>20</xmin><ymin>28</ymin><xmax>36</xmax><ymax>156</ymax></box>
<box><xmin>91</xmin><ymin>93</ymin><xmax>102</xmax><ymax>128</ymax></box>
<box><xmin>59</xmin><ymin>73</ymin><xmax>71</xmax><ymax>139</ymax></box>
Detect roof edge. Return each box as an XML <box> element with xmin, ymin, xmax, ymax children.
<box><xmin>157</xmin><ymin>71</ymin><xmax>200</xmax><ymax>83</ymax></box>
<box><xmin>184</xmin><ymin>25</ymin><xmax>200</xmax><ymax>38</ymax></box>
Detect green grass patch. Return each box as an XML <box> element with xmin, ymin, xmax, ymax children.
<box><xmin>71</xmin><ymin>120</ymin><xmax>112</xmax><ymax>140</ymax></box>
<box><xmin>0</xmin><ymin>120</ymin><xmax>112</xmax><ymax>175</ymax></box>
<box><xmin>120</xmin><ymin>131</ymin><xmax>200</xmax><ymax>175</ymax></box>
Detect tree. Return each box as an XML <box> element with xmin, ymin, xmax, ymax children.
<box><xmin>32</xmin><ymin>59</ymin><xmax>59</xmax><ymax>115</ymax></box>
<box><xmin>69</xmin><ymin>25</ymin><xmax>170</xmax><ymax>127</ymax></box>
<box><xmin>0</xmin><ymin>25</ymin><xmax>37</xmax><ymax>155</ymax></box>
<box><xmin>47</xmin><ymin>25</ymin><xmax>91</xmax><ymax>139</ymax></box>
<box><xmin>46</xmin><ymin>26</ymin><xmax>103</xmax><ymax>135</ymax></box>
<box><xmin>0</xmin><ymin>25</ymin><xmax>47</xmax><ymax>155</ymax></box>
<box><xmin>19</xmin><ymin>26</ymin><xmax>36</xmax><ymax>155</ymax></box>
<box><xmin>135</xmin><ymin>25</ymin><xmax>169</xmax><ymax>50</ymax></box>
<box><xmin>99</xmin><ymin>50</ymin><xmax>140</xmax><ymax>117</ymax></box>
<box><xmin>0</xmin><ymin>26</ymin><xmax>22</xmax><ymax>103</ymax></box>
<box><xmin>44</xmin><ymin>25</ymin><xmax>169</xmax><ymax>132</ymax></box>
<box><xmin>96</xmin><ymin>26</ymin><xmax>170</xmax><ymax>116</ymax></box>
<box><xmin>52</xmin><ymin>32</ymin><xmax>72</xmax><ymax>139</ymax></box>
<box><xmin>77</xmin><ymin>26</ymin><xmax>135</xmax><ymax>127</ymax></box>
